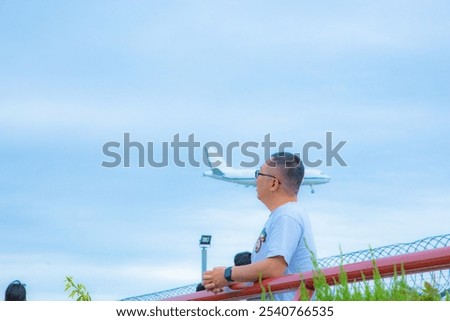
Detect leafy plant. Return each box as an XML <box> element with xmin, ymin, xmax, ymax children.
<box><xmin>259</xmin><ymin>273</ymin><xmax>275</xmax><ymax>301</ymax></box>
<box><xmin>298</xmin><ymin>256</ymin><xmax>448</xmax><ymax>301</ymax></box>
<box><xmin>267</xmin><ymin>249</ymin><xmax>449</xmax><ymax>301</ymax></box>
<box><xmin>64</xmin><ymin>276</ymin><xmax>92</xmax><ymax>301</ymax></box>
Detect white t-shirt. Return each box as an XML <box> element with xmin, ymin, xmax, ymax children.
<box><xmin>252</xmin><ymin>202</ymin><xmax>316</xmax><ymax>300</ymax></box>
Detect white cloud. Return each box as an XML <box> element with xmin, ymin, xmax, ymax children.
<box><xmin>1</xmin><ymin>0</ymin><xmax>450</xmax><ymax>301</ymax></box>
<box><xmin>308</xmin><ymin>194</ymin><xmax>450</xmax><ymax>257</ymax></box>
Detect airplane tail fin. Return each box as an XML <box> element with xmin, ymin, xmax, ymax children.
<box><xmin>204</xmin><ymin>146</ymin><xmax>231</xmax><ymax>176</ymax></box>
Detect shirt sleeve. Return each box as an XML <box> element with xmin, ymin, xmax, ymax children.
<box><xmin>265</xmin><ymin>215</ymin><xmax>303</xmax><ymax>265</ymax></box>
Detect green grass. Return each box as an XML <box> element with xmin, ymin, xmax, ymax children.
<box><xmin>261</xmin><ymin>254</ymin><xmax>449</xmax><ymax>301</ymax></box>
<box><xmin>298</xmin><ymin>258</ymin><xmax>448</xmax><ymax>301</ymax></box>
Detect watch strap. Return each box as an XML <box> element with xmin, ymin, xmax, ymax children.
<box><xmin>224</xmin><ymin>266</ymin><xmax>234</xmax><ymax>282</ymax></box>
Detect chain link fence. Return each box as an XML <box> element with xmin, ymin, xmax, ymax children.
<box><xmin>122</xmin><ymin>234</ymin><xmax>450</xmax><ymax>301</ymax></box>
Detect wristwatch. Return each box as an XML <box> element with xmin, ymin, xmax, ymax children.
<box><xmin>224</xmin><ymin>266</ymin><xmax>234</xmax><ymax>282</ymax></box>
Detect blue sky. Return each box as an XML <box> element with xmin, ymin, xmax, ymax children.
<box><xmin>1</xmin><ymin>1</ymin><xmax>449</xmax><ymax>300</ymax></box>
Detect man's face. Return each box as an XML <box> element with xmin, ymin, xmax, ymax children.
<box><xmin>256</xmin><ymin>163</ymin><xmax>281</xmax><ymax>201</ymax></box>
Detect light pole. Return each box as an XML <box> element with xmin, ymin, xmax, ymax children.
<box><xmin>199</xmin><ymin>235</ymin><xmax>212</xmax><ymax>278</ymax></box>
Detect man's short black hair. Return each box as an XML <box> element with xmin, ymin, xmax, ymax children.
<box><xmin>267</xmin><ymin>152</ymin><xmax>304</xmax><ymax>195</ymax></box>
<box><xmin>5</xmin><ymin>280</ymin><xmax>26</xmax><ymax>301</ymax></box>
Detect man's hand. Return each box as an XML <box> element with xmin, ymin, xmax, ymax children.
<box><xmin>202</xmin><ymin>266</ymin><xmax>229</xmax><ymax>293</ymax></box>
<box><xmin>202</xmin><ymin>257</ymin><xmax>286</xmax><ymax>294</ymax></box>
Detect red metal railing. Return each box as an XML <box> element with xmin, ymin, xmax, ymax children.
<box><xmin>164</xmin><ymin>246</ymin><xmax>450</xmax><ymax>301</ymax></box>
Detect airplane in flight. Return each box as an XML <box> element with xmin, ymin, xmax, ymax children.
<box><xmin>203</xmin><ymin>148</ymin><xmax>331</xmax><ymax>193</ymax></box>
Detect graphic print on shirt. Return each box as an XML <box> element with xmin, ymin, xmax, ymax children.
<box><xmin>254</xmin><ymin>228</ymin><xmax>267</xmax><ymax>253</ymax></box>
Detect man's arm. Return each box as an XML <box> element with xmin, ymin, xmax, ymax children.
<box><xmin>202</xmin><ymin>256</ymin><xmax>286</xmax><ymax>291</ymax></box>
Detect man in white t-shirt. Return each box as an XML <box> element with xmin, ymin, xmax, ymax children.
<box><xmin>202</xmin><ymin>152</ymin><xmax>316</xmax><ymax>300</ymax></box>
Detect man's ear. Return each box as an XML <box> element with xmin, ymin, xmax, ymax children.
<box><xmin>269</xmin><ymin>178</ymin><xmax>280</xmax><ymax>191</ymax></box>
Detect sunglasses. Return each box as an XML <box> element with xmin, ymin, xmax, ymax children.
<box><xmin>255</xmin><ymin>170</ymin><xmax>281</xmax><ymax>184</ymax></box>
